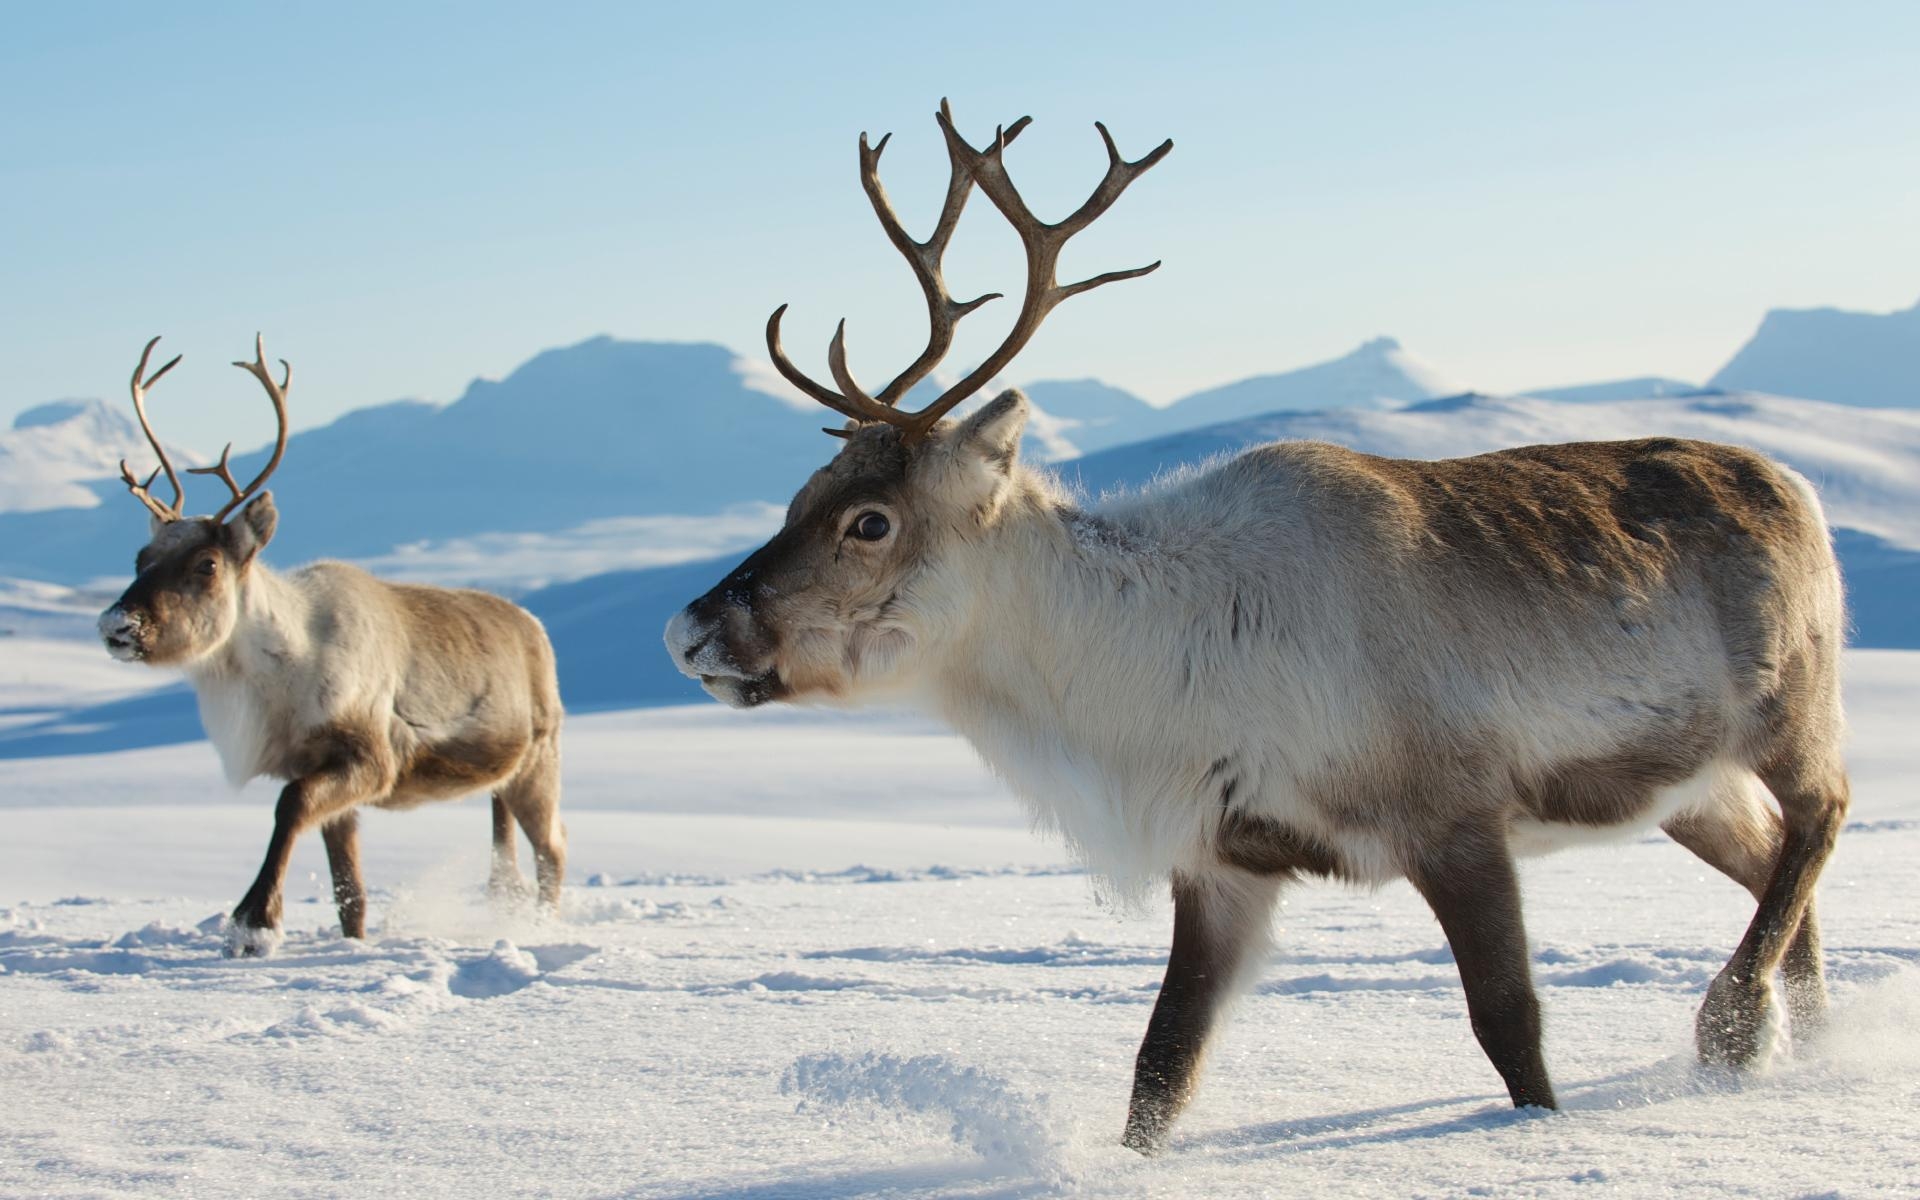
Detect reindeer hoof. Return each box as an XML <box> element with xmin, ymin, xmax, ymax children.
<box><xmin>1696</xmin><ymin>975</ymin><xmax>1780</xmax><ymax>1069</ymax></box>
<box><xmin>223</xmin><ymin>918</ymin><xmax>284</xmax><ymax>959</ymax></box>
<box><xmin>1121</xmin><ymin>1131</ymin><xmax>1167</xmax><ymax>1157</ymax></box>
<box><xmin>1121</xmin><ymin>1110</ymin><xmax>1173</xmax><ymax>1157</ymax></box>
<box><xmin>488</xmin><ymin>872</ymin><xmax>532</xmax><ymax>905</ymax></box>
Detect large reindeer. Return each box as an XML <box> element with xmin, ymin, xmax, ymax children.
<box><xmin>666</xmin><ymin>103</ymin><xmax>1849</xmax><ymax>1152</ymax></box>
<box><xmin>98</xmin><ymin>336</ymin><xmax>566</xmax><ymax>957</ymax></box>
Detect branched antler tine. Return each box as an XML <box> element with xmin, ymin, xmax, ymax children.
<box><xmin>118</xmin><ymin>459</ymin><xmax>176</xmax><ymax>522</ymax></box>
<box><xmin>765</xmin><ymin>304</ymin><xmax>869</xmax><ymax>420</ymax></box>
<box><xmin>950</xmin><ymin>290</ymin><xmax>1004</xmax><ymax>319</ymax></box>
<box><xmin>185</xmin><ymin>442</ymin><xmax>243</xmax><ymax>507</ymax></box>
<box><xmin>1055</xmin><ymin>124</ymin><xmax>1174</xmax><ymax>238</ymax></box>
<box><xmin>124</xmin><ymin>335</ymin><xmax>185</xmax><ymax>520</ymax></box>
<box><xmin>868</xmin><ymin>103</ymin><xmax>1027</xmax><ymax>405</ymax></box>
<box><xmin>1057</xmin><ymin>259</ymin><xmax>1163</xmax><ymax>302</ymax></box>
<box><xmin>781</xmin><ymin>106</ymin><xmax>1165</xmax><ymax>443</ymax></box>
<box><xmin>934</xmin><ymin>106</ymin><xmax>1038</xmax><ymax>232</ymax></box>
<box><xmin>824</xmin><ymin>320</ymin><xmax>919</xmax><ymax>426</ymax></box>
<box><xmin>825</xmin><ymin>321</ymin><xmax>881</xmax><ymax>410</ymax></box>
<box><xmin>208</xmin><ymin>334</ymin><xmax>293</xmax><ymax>523</ymax></box>
<box><xmin>904</xmin><ymin>119</ymin><xmax>1173</xmax><ymax>438</ymax></box>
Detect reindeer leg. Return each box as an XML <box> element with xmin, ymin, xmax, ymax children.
<box><xmin>1697</xmin><ymin>751</ymin><xmax>1848</xmax><ymax>1067</ymax></box>
<box><xmin>487</xmin><ymin>795</ymin><xmax>528</xmax><ymax>902</ymax></box>
<box><xmin>228</xmin><ymin>780</ymin><xmax>312</xmax><ymax>958</ymax></box>
<box><xmin>320</xmin><ymin>811</ymin><xmax>367</xmax><ymax>940</ymax></box>
<box><xmin>499</xmin><ymin>739</ymin><xmax>566</xmax><ymax>912</ymax></box>
<box><xmin>1123</xmin><ymin>870</ymin><xmax>1280</xmax><ymax>1154</ymax></box>
<box><xmin>1664</xmin><ymin>770</ymin><xmax>1829</xmax><ymax>1040</ymax></box>
<box><xmin>227</xmin><ymin>730</ymin><xmax>392</xmax><ymax>958</ymax></box>
<box><xmin>1408</xmin><ymin>822</ymin><xmax>1556</xmax><ymax>1110</ymax></box>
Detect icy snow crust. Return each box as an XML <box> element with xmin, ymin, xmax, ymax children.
<box><xmin>1</xmin><ymin>647</ymin><xmax>1918</xmax><ymax>1196</ymax></box>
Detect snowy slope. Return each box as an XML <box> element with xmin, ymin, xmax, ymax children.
<box><xmin>0</xmin><ymin>400</ymin><xmax>201</xmax><ymax>514</ymax></box>
<box><xmin>1</xmin><ymin>641</ymin><xmax>1917</xmax><ymax>1198</ymax></box>
<box><xmin>1711</xmin><ymin>298</ymin><xmax>1920</xmax><ymax>407</ymax></box>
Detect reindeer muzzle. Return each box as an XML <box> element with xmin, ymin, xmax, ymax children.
<box><xmin>97</xmin><ymin>605</ymin><xmax>149</xmax><ymax>662</ymax></box>
<box><xmin>664</xmin><ymin>602</ymin><xmax>781</xmax><ymax>709</ymax></box>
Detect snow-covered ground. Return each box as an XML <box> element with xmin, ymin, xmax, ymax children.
<box><xmin>2</xmin><ymin>636</ymin><xmax>1917</xmax><ymax>1198</ymax></box>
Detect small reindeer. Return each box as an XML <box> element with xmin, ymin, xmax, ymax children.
<box><xmin>99</xmin><ymin>336</ymin><xmax>566</xmax><ymax>956</ymax></box>
<box><xmin>666</xmin><ymin>103</ymin><xmax>1849</xmax><ymax>1152</ymax></box>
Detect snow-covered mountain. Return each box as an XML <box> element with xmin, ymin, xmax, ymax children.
<box><xmin>6</xmin><ymin>315</ymin><xmax>1917</xmax><ymax>591</ymax></box>
<box><xmin>1020</xmin><ymin>338</ymin><xmax>1464</xmax><ymax>453</ymax></box>
<box><xmin>1017</xmin><ymin>379</ymin><xmax>1157</xmax><ymax>457</ymax></box>
<box><xmin>0</xmin><ymin>400</ymin><xmax>202</xmax><ymax>514</ymax></box>
<box><xmin>1149</xmin><ymin>337</ymin><xmax>1460</xmax><ymax>432</ymax></box>
<box><xmin>957</xmin><ymin>339</ymin><xmax>1457</xmax><ymax>461</ymax></box>
<box><xmin>1710</xmin><ymin>298</ymin><xmax>1920</xmax><ymax>407</ymax></box>
<box><xmin>0</xmin><ymin>336</ymin><xmax>1469</xmax><ymax>584</ymax></box>
<box><xmin>0</xmin><ymin>339</ymin><xmax>830</xmax><ymax>583</ymax></box>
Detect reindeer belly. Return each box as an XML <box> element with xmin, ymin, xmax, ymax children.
<box><xmin>1507</xmin><ymin>757</ymin><xmax>1732</xmax><ymax>856</ymax></box>
<box><xmin>378</xmin><ymin>724</ymin><xmax>530</xmax><ymax>809</ymax></box>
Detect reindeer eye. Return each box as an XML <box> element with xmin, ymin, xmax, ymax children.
<box><xmin>196</xmin><ymin>558</ymin><xmax>217</xmax><ymax>576</ymax></box>
<box><xmin>850</xmin><ymin>512</ymin><xmax>891</xmax><ymax>541</ymax></box>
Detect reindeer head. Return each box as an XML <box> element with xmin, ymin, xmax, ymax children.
<box><xmin>665</xmin><ymin>101</ymin><xmax>1168</xmax><ymax>708</ymax></box>
<box><xmin>99</xmin><ymin>336</ymin><xmax>291</xmax><ymax>667</ymax></box>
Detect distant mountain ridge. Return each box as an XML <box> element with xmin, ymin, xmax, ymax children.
<box><xmin>1710</xmin><ymin>298</ymin><xmax>1920</xmax><ymax>407</ymax></box>
<box><xmin>5</xmin><ymin>289</ymin><xmax>1919</xmax><ymax>585</ymax></box>
<box><xmin>0</xmin><ymin>338</ymin><xmax>827</xmax><ymax>581</ymax></box>
<box><xmin>1016</xmin><ymin>379</ymin><xmax>1155</xmax><ymax>457</ymax></box>
<box><xmin>1148</xmin><ymin>337</ymin><xmax>1458</xmax><ymax>433</ymax></box>
<box><xmin>0</xmin><ymin>334</ymin><xmax>1467</xmax><ymax>582</ymax></box>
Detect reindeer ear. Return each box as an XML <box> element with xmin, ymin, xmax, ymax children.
<box><xmin>149</xmin><ymin>513</ymin><xmax>169</xmax><ymax>538</ymax></box>
<box><xmin>949</xmin><ymin>389</ymin><xmax>1029</xmax><ymax>477</ymax></box>
<box><xmin>228</xmin><ymin>491</ymin><xmax>279</xmax><ymax>564</ymax></box>
<box><xmin>933</xmin><ymin>389</ymin><xmax>1030</xmax><ymax>519</ymax></box>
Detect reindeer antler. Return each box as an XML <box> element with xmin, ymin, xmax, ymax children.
<box><xmin>767</xmin><ymin>99</ymin><xmax>1170</xmax><ymax>444</ymax></box>
<box><xmin>186</xmin><ymin>333</ymin><xmax>292</xmax><ymax>523</ymax></box>
<box><xmin>118</xmin><ymin>336</ymin><xmax>186</xmax><ymax>522</ymax></box>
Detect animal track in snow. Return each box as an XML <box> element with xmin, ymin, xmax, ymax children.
<box><xmin>783</xmin><ymin>1050</ymin><xmax>1068</xmax><ymax>1177</ymax></box>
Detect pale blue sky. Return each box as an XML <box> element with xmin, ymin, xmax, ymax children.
<box><xmin>4</xmin><ymin>1</ymin><xmax>1917</xmax><ymax>450</ymax></box>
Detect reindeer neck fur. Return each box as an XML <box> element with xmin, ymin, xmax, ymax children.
<box><xmin>184</xmin><ymin>561</ymin><xmax>314</xmax><ymax>787</ymax></box>
<box><xmin>920</xmin><ymin>463</ymin><xmax>1345</xmax><ymax>896</ymax></box>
